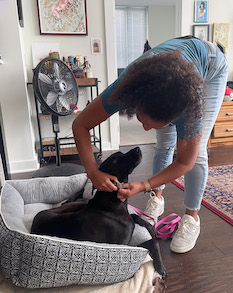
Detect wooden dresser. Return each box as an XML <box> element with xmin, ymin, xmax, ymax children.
<box><xmin>209</xmin><ymin>101</ymin><xmax>233</xmax><ymax>147</ymax></box>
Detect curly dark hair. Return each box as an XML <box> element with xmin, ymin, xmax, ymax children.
<box><xmin>109</xmin><ymin>50</ymin><xmax>205</xmax><ymax>138</ymax></box>
<box><xmin>200</xmin><ymin>2</ymin><xmax>205</xmax><ymax>9</ymax></box>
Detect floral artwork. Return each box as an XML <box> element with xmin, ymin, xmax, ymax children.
<box><xmin>37</xmin><ymin>0</ymin><xmax>87</xmax><ymax>35</ymax></box>
<box><xmin>213</xmin><ymin>23</ymin><xmax>229</xmax><ymax>48</ymax></box>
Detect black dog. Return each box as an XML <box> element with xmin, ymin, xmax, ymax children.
<box><xmin>31</xmin><ymin>147</ymin><xmax>167</xmax><ymax>277</ymax></box>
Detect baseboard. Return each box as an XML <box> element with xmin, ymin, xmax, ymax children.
<box><xmin>9</xmin><ymin>158</ymin><xmax>39</xmax><ymax>175</ymax></box>
<box><xmin>8</xmin><ymin>143</ymin><xmax>117</xmax><ymax>174</ymax></box>
<box><xmin>102</xmin><ymin>142</ymin><xmax>119</xmax><ymax>151</ymax></box>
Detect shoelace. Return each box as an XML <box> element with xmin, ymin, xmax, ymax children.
<box><xmin>176</xmin><ymin>220</ymin><xmax>191</xmax><ymax>237</ymax></box>
<box><xmin>144</xmin><ymin>193</ymin><xmax>161</xmax><ymax>215</ymax></box>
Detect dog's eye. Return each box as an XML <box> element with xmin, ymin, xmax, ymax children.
<box><xmin>112</xmin><ymin>159</ymin><xmax>118</xmax><ymax>164</ymax></box>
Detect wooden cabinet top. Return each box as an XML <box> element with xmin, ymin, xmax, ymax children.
<box><xmin>75</xmin><ymin>78</ymin><xmax>98</xmax><ymax>86</ymax></box>
<box><xmin>221</xmin><ymin>101</ymin><xmax>233</xmax><ymax>107</ymax></box>
<box><xmin>38</xmin><ymin>111</ymin><xmax>81</xmax><ymax>118</ymax></box>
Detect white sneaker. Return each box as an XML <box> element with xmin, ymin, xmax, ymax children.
<box><xmin>170</xmin><ymin>214</ymin><xmax>200</xmax><ymax>253</ymax></box>
<box><xmin>140</xmin><ymin>193</ymin><xmax>164</xmax><ymax>225</ymax></box>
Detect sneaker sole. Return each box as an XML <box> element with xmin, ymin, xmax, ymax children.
<box><xmin>140</xmin><ymin>215</ymin><xmax>156</xmax><ymax>226</ymax></box>
<box><xmin>170</xmin><ymin>239</ymin><xmax>197</xmax><ymax>254</ymax></box>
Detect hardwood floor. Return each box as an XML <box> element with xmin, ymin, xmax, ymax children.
<box><xmin>10</xmin><ymin>144</ymin><xmax>233</xmax><ymax>292</ymax></box>
<box><xmin>208</xmin><ymin>144</ymin><xmax>233</xmax><ymax>166</ymax></box>
<box><xmin>121</xmin><ymin>144</ymin><xmax>233</xmax><ymax>293</ymax></box>
<box><xmin>164</xmin><ymin>205</ymin><xmax>233</xmax><ymax>292</ymax></box>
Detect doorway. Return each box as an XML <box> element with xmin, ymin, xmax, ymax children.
<box><xmin>120</xmin><ymin>115</ymin><xmax>156</xmax><ymax>146</ymax></box>
<box><xmin>115</xmin><ymin>0</ymin><xmax>177</xmax><ymax>146</ymax></box>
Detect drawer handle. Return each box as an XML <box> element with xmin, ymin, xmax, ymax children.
<box><xmin>226</xmin><ymin>128</ymin><xmax>233</xmax><ymax>132</ymax></box>
<box><xmin>226</xmin><ymin>112</ymin><xmax>233</xmax><ymax>116</ymax></box>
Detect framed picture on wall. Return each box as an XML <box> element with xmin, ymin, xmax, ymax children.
<box><xmin>37</xmin><ymin>0</ymin><xmax>88</xmax><ymax>35</ymax></box>
<box><xmin>193</xmin><ymin>24</ymin><xmax>209</xmax><ymax>41</ymax></box>
<box><xmin>194</xmin><ymin>1</ymin><xmax>208</xmax><ymax>23</ymax></box>
<box><xmin>213</xmin><ymin>23</ymin><xmax>230</xmax><ymax>48</ymax></box>
<box><xmin>91</xmin><ymin>38</ymin><xmax>103</xmax><ymax>54</ymax></box>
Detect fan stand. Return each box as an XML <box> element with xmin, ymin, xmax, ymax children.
<box><xmin>32</xmin><ymin>115</ymin><xmax>85</xmax><ymax>178</ymax></box>
<box><xmin>52</xmin><ymin>115</ymin><xmax>61</xmax><ymax>167</ymax></box>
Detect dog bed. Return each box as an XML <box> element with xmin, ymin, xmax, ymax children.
<box><xmin>0</xmin><ymin>175</ymin><xmax>149</xmax><ymax>289</ymax></box>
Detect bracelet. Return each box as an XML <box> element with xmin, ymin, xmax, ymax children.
<box><xmin>143</xmin><ymin>180</ymin><xmax>152</xmax><ymax>192</ymax></box>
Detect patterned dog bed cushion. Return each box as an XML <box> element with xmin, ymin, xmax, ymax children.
<box><xmin>0</xmin><ymin>175</ymin><xmax>149</xmax><ymax>289</ymax></box>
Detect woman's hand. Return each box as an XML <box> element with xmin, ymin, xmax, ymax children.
<box><xmin>117</xmin><ymin>181</ymin><xmax>145</xmax><ymax>201</ymax></box>
<box><xmin>89</xmin><ymin>170</ymin><xmax>118</xmax><ymax>192</ymax></box>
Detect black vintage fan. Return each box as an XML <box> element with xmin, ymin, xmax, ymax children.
<box><xmin>32</xmin><ymin>57</ymin><xmax>85</xmax><ymax>177</ymax></box>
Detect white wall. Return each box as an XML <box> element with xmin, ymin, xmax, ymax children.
<box><xmin>148</xmin><ymin>5</ymin><xmax>176</xmax><ymax>47</ymax></box>
<box><xmin>22</xmin><ymin>0</ymin><xmax>108</xmax><ymax>87</ymax></box>
<box><xmin>208</xmin><ymin>0</ymin><xmax>233</xmax><ymax>79</ymax></box>
<box><xmin>180</xmin><ymin>0</ymin><xmax>233</xmax><ymax>79</ymax></box>
<box><xmin>0</xmin><ymin>0</ymin><xmax>113</xmax><ymax>174</ymax></box>
<box><xmin>1</xmin><ymin>0</ymin><xmax>233</xmax><ymax>174</ymax></box>
<box><xmin>0</xmin><ymin>0</ymin><xmax>38</xmax><ymax>174</ymax></box>
<box><xmin>22</xmin><ymin>0</ymin><xmax>112</xmax><ymax>153</ymax></box>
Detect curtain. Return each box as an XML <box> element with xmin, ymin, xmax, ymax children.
<box><xmin>115</xmin><ymin>7</ymin><xmax>147</xmax><ymax>69</ymax></box>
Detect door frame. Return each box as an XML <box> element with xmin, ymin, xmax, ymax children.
<box><xmin>104</xmin><ymin>0</ymin><xmax>182</xmax><ymax>150</ymax></box>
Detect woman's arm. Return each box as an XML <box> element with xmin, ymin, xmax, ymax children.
<box><xmin>72</xmin><ymin>95</ymin><xmax>118</xmax><ymax>192</ymax></box>
<box><xmin>117</xmin><ymin>135</ymin><xmax>200</xmax><ymax>199</ymax></box>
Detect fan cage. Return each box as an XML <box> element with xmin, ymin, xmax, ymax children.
<box><xmin>33</xmin><ymin>57</ymin><xmax>78</xmax><ymax>117</ymax></box>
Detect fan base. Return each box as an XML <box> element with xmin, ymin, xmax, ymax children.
<box><xmin>32</xmin><ymin>163</ymin><xmax>85</xmax><ymax>178</ymax></box>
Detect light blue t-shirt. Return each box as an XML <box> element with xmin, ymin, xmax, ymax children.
<box><xmin>101</xmin><ymin>37</ymin><xmax>209</xmax><ymax>139</ymax></box>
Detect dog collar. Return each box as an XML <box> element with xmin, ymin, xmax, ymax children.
<box><xmin>113</xmin><ymin>180</ymin><xmax>122</xmax><ymax>188</ymax></box>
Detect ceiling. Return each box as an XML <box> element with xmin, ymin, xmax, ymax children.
<box><xmin>115</xmin><ymin>0</ymin><xmax>176</xmax><ymax>6</ymax></box>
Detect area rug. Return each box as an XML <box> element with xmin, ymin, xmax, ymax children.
<box><xmin>173</xmin><ymin>164</ymin><xmax>233</xmax><ymax>226</ymax></box>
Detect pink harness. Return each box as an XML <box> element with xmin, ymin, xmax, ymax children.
<box><xmin>128</xmin><ymin>205</ymin><xmax>181</xmax><ymax>239</ymax></box>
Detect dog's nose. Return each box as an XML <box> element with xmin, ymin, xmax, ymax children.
<box><xmin>135</xmin><ymin>147</ymin><xmax>141</xmax><ymax>154</ymax></box>
<box><xmin>128</xmin><ymin>146</ymin><xmax>142</xmax><ymax>158</ymax></box>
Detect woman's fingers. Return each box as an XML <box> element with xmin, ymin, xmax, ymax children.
<box><xmin>91</xmin><ymin>171</ymin><xmax>118</xmax><ymax>192</ymax></box>
<box><xmin>117</xmin><ymin>181</ymin><xmax>145</xmax><ymax>200</ymax></box>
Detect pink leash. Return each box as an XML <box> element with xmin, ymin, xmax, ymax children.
<box><xmin>128</xmin><ymin>204</ymin><xmax>181</xmax><ymax>239</ymax></box>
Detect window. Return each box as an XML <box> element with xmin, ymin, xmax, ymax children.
<box><xmin>115</xmin><ymin>6</ymin><xmax>147</xmax><ymax>70</ymax></box>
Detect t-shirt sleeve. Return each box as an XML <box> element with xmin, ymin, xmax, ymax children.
<box><xmin>174</xmin><ymin>115</ymin><xmax>202</xmax><ymax>140</ymax></box>
<box><xmin>101</xmin><ymin>77</ymin><xmax>121</xmax><ymax>115</ymax></box>
<box><xmin>101</xmin><ymin>67</ymin><xmax>130</xmax><ymax>115</ymax></box>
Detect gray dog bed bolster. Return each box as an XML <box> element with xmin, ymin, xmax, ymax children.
<box><xmin>0</xmin><ymin>175</ymin><xmax>149</xmax><ymax>289</ymax></box>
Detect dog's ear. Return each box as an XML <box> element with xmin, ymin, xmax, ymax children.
<box><xmin>99</xmin><ymin>151</ymin><xmax>122</xmax><ymax>173</ymax></box>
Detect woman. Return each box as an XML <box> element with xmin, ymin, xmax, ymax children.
<box><xmin>72</xmin><ymin>36</ymin><xmax>228</xmax><ymax>254</ymax></box>
<box><xmin>198</xmin><ymin>2</ymin><xmax>206</xmax><ymax>21</ymax></box>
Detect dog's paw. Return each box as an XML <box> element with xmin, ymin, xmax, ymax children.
<box><xmin>154</xmin><ymin>263</ymin><xmax>168</xmax><ymax>278</ymax></box>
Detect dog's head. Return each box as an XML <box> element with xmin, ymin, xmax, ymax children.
<box><xmin>99</xmin><ymin>147</ymin><xmax>142</xmax><ymax>183</ymax></box>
